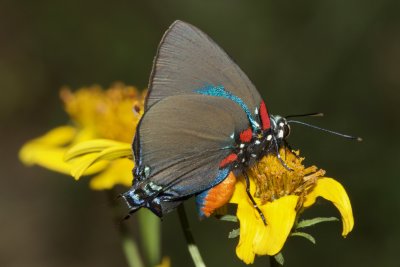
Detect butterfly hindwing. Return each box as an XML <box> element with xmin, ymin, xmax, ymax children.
<box><xmin>133</xmin><ymin>94</ymin><xmax>249</xmax><ymax>197</ymax></box>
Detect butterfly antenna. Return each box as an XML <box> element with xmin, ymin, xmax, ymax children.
<box><xmin>285</xmin><ymin>112</ymin><xmax>324</xmax><ymax>118</ymax></box>
<box><xmin>287</xmin><ymin>120</ymin><xmax>362</xmax><ymax>141</ymax></box>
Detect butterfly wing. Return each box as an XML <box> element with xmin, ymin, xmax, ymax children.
<box><xmin>146</xmin><ymin>20</ymin><xmax>262</xmax><ymax>117</ymax></box>
<box><xmin>133</xmin><ymin>94</ymin><xmax>249</xmax><ymax>198</ymax></box>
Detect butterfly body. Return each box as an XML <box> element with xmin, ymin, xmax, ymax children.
<box><xmin>122</xmin><ymin>21</ymin><xmax>291</xmax><ymax>218</ymax></box>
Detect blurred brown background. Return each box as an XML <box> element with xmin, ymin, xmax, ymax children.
<box><xmin>1</xmin><ymin>0</ymin><xmax>399</xmax><ymax>266</ymax></box>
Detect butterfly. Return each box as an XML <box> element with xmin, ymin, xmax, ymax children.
<box><xmin>121</xmin><ymin>20</ymin><xmax>358</xmax><ymax>221</ymax></box>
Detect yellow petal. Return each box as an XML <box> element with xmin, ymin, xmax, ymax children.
<box><xmin>72</xmin><ymin>127</ymin><xmax>97</xmax><ymax>143</ymax></box>
<box><xmin>19</xmin><ymin>142</ymin><xmax>108</xmax><ymax>175</ymax></box>
<box><xmin>68</xmin><ymin>142</ymin><xmax>132</xmax><ymax>180</ymax></box>
<box><xmin>303</xmin><ymin>177</ymin><xmax>354</xmax><ymax>236</ymax></box>
<box><xmin>253</xmin><ymin>195</ymin><xmax>298</xmax><ymax>256</ymax></box>
<box><xmin>30</xmin><ymin>126</ymin><xmax>77</xmax><ymax>146</ymax></box>
<box><xmin>19</xmin><ymin>126</ymin><xmax>75</xmax><ymax>174</ymax></box>
<box><xmin>19</xmin><ymin>126</ymin><xmax>107</xmax><ymax>175</ymax></box>
<box><xmin>232</xmin><ymin>179</ymin><xmax>298</xmax><ymax>263</ymax></box>
<box><xmin>19</xmin><ymin>144</ymin><xmax>74</xmax><ymax>174</ymax></box>
<box><xmin>89</xmin><ymin>158</ymin><xmax>134</xmax><ymax>190</ymax></box>
<box><xmin>19</xmin><ymin>126</ymin><xmax>76</xmax><ymax>166</ymax></box>
<box><xmin>230</xmin><ymin>176</ymin><xmax>255</xmax><ymax>204</ymax></box>
<box><xmin>64</xmin><ymin>139</ymin><xmax>127</xmax><ymax>161</ymax></box>
<box><xmin>234</xmin><ymin>185</ymin><xmax>259</xmax><ymax>263</ymax></box>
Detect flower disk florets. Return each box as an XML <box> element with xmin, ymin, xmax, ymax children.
<box><xmin>250</xmin><ymin>149</ymin><xmax>325</xmax><ymax>209</ymax></box>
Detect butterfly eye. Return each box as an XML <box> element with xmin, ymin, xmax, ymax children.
<box><xmin>284</xmin><ymin>124</ymin><xmax>291</xmax><ymax>138</ymax></box>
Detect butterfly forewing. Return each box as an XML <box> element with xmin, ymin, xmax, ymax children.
<box><xmin>146</xmin><ymin>20</ymin><xmax>262</xmax><ymax>116</ymax></box>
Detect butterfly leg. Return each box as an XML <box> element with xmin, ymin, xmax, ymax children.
<box><xmin>120</xmin><ymin>207</ymin><xmax>140</xmax><ymax>223</ymax></box>
<box><xmin>273</xmin><ymin>138</ymin><xmax>293</xmax><ymax>171</ymax></box>
<box><xmin>243</xmin><ymin>171</ymin><xmax>267</xmax><ymax>225</ymax></box>
<box><xmin>283</xmin><ymin>139</ymin><xmax>300</xmax><ymax>159</ymax></box>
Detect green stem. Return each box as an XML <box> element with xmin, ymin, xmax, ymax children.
<box><xmin>177</xmin><ymin>205</ymin><xmax>206</xmax><ymax>267</ymax></box>
<box><xmin>121</xmin><ymin>229</ymin><xmax>145</xmax><ymax>267</ymax></box>
<box><xmin>138</xmin><ymin>209</ymin><xmax>161</xmax><ymax>266</ymax></box>
<box><xmin>106</xmin><ymin>190</ymin><xmax>145</xmax><ymax>267</ymax></box>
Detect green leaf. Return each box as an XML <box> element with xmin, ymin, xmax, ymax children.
<box><xmin>228</xmin><ymin>228</ymin><xmax>240</xmax><ymax>239</ymax></box>
<box><xmin>217</xmin><ymin>215</ymin><xmax>238</xmax><ymax>222</ymax></box>
<box><xmin>274</xmin><ymin>252</ymin><xmax>285</xmax><ymax>266</ymax></box>
<box><xmin>296</xmin><ymin>217</ymin><xmax>339</xmax><ymax>229</ymax></box>
<box><xmin>291</xmin><ymin>231</ymin><xmax>316</xmax><ymax>244</ymax></box>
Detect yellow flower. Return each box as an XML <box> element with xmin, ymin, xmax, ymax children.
<box><xmin>229</xmin><ymin>148</ymin><xmax>354</xmax><ymax>264</ymax></box>
<box><xmin>19</xmin><ymin>83</ymin><xmax>145</xmax><ymax>190</ymax></box>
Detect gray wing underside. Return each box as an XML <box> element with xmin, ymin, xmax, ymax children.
<box><xmin>135</xmin><ymin>94</ymin><xmax>249</xmax><ymax>197</ymax></box>
<box><xmin>146</xmin><ymin>20</ymin><xmax>262</xmax><ymax>115</ymax></box>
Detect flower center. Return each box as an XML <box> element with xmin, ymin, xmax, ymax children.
<box><xmin>249</xmin><ymin>148</ymin><xmax>325</xmax><ymax>209</ymax></box>
<box><xmin>60</xmin><ymin>83</ymin><xmax>146</xmax><ymax>142</ymax></box>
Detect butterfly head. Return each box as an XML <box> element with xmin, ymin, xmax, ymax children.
<box><xmin>269</xmin><ymin>115</ymin><xmax>291</xmax><ymax>142</ymax></box>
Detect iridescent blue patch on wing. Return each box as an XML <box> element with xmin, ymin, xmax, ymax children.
<box><xmin>195</xmin><ymin>189</ymin><xmax>209</xmax><ymax>217</ymax></box>
<box><xmin>195</xmin><ymin>85</ymin><xmax>260</xmax><ymax>131</ymax></box>
<box><xmin>195</xmin><ymin>167</ymin><xmax>230</xmax><ymax>217</ymax></box>
<box><xmin>211</xmin><ymin>167</ymin><xmax>230</xmax><ymax>186</ymax></box>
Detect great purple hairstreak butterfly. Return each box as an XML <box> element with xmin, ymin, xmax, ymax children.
<box><xmin>122</xmin><ymin>20</ymin><xmax>360</xmax><ymax>220</ymax></box>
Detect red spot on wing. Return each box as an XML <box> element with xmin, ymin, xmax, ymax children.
<box><xmin>201</xmin><ymin>172</ymin><xmax>237</xmax><ymax>217</ymax></box>
<box><xmin>219</xmin><ymin>153</ymin><xmax>238</xmax><ymax>168</ymax></box>
<box><xmin>260</xmin><ymin>100</ymin><xmax>270</xmax><ymax>130</ymax></box>
<box><xmin>239</xmin><ymin>128</ymin><xmax>253</xmax><ymax>143</ymax></box>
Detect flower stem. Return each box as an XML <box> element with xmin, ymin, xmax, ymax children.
<box><xmin>106</xmin><ymin>190</ymin><xmax>145</xmax><ymax>267</ymax></box>
<box><xmin>121</xmin><ymin>228</ymin><xmax>145</xmax><ymax>267</ymax></box>
<box><xmin>138</xmin><ymin>209</ymin><xmax>161</xmax><ymax>266</ymax></box>
<box><xmin>177</xmin><ymin>205</ymin><xmax>206</xmax><ymax>267</ymax></box>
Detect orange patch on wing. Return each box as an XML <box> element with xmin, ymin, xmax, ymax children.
<box><xmin>201</xmin><ymin>172</ymin><xmax>237</xmax><ymax>217</ymax></box>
